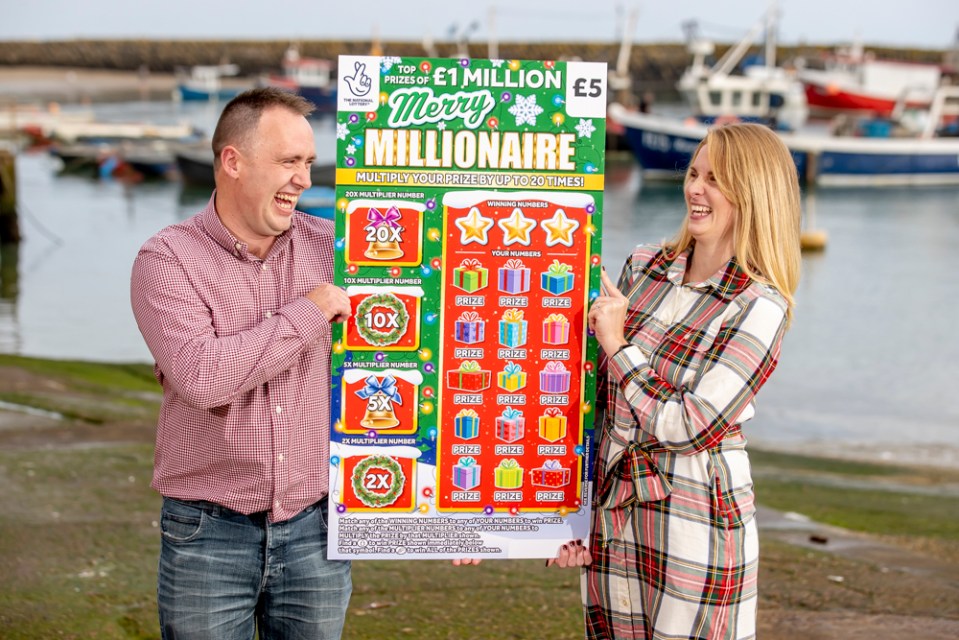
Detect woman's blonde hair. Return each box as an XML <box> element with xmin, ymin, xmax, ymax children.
<box><xmin>668</xmin><ymin>123</ymin><xmax>802</xmax><ymax>324</ymax></box>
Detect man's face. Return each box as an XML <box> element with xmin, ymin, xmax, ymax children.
<box><xmin>233</xmin><ymin>106</ymin><xmax>315</xmax><ymax>243</ymax></box>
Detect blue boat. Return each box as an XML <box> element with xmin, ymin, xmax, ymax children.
<box><xmin>610</xmin><ymin>85</ymin><xmax>959</xmax><ymax>187</ymax></box>
<box><xmin>174</xmin><ymin>64</ymin><xmax>247</xmax><ymax>102</ymax></box>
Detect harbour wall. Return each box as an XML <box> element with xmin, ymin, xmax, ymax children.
<box><xmin>0</xmin><ymin>39</ymin><xmax>948</xmax><ymax>97</ymax></box>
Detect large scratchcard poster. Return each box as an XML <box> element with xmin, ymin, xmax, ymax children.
<box><xmin>328</xmin><ymin>55</ymin><xmax>606</xmax><ymax>559</ymax></box>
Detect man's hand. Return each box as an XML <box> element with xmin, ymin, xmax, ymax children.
<box><xmin>545</xmin><ymin>540</ymin><xmax>592</xmax><ymax>568</ymax></box>
<box><xmin>306</xmin><ymin>284</ymin><xmax>351</xmax><ymax>323</ymax></box>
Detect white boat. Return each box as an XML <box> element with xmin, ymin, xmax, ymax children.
<box><xmin>46</xmin><ymin>121</ymin><xmax>200</xmax><ymax>144</ymax></box>
<box><xmin>0</xmin><ymin>104</ymin><xmax>95</xmax><ymax>142</ymax></box>
<box><xmin>676</xmin><ymin>7</ymin><xmax>808</xmax><ymax>131</ymax></box>
<box><xmin>610</xmin><ymin>84</ymin><xmax>959</xmax><ymax>187</ymax></box>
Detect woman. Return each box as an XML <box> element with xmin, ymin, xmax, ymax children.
<box><xmin>573</xmin><ymin>123</ymin><xmax>801</xmax><ymax>639</ymax></box>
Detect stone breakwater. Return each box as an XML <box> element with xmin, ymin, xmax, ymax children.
<box><xmin>0</xmin><ymin>39</ymin><xmax>947</xmax><ymax>95</ymax></box>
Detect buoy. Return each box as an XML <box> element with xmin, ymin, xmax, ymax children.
<box><xmin>800</xmin><ymin>229</ymin><xmax>828</xmax><ymax>252</ymax></box>
<box><xmin>801</xmin><ymin>187</ymin><xmax>826</xmax><ymax>252</ymax></box>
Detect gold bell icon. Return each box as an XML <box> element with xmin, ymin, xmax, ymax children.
<box><xmin>360</xmin><ymin>393</ymin><xmax>400</xmax><ymax>430</ymax></box>
<box><xmin>364</xmin><ymin>236</ymin><xmax>404</xmax><ymax>261</ymax></box>
<box><xmin>363</xmin><ymin>206</ymin><xmax>405</xmax><ymax>260</ymax></box>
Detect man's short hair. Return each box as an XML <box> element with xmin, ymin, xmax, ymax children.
<box><xmin>212</xmin><ymin>88</ymin><xmax>316</xmax><ymax>169</ymax></box>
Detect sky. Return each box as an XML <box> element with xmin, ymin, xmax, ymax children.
<box><xmin>1</xmin><ymin>0</ymin><xmax>956</xmax><ymax>50</ymax></box>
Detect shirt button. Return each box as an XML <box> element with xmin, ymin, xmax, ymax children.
<box><xmin>265</xmin><ymin>310</ymin><xmax>273</xmax><ymax>319</ymax></box>
<box><xmin>275</xmin><ymin>405</ymin><xmax>282</xmax><ymax>414</ymax></box>
<box><xmin>278</xmin><ymin>453</ymin><xmax>285</xmax><ymax>462</ymax></box>
<box><xmin>274</xmin><ymin>500</ymin><xmax>281</xmax><ymax>509</ymax></box>
<box><xmin>261</xmin><ymin>263</ymin><xmax>269</xmax><ymax>271</ymax></box>
<box><xmin>234</xmin><ymin>242</ymin><xmax>242</xmax><ymax>251</ymax></box>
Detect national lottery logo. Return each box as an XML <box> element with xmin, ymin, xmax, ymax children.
<box><xmin>343</xmin><ymin>61</ymin><xmax>371</xmax><ymax>97</ymax></box>
<box><xmin>337</xmin><ymin>55</ymin><xmax>380</xmax><ymax>111</ymax></box>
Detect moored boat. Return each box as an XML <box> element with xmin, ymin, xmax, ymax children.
<box><xmin>51</xmin><ymin>139</ymin><xmax>179</xmax><ymax>179</ymax></box>
<box><xmin>800</xmin><ymin>63</ymin><xmax>942</xmax><ymax>117</ymax></box>
<box><xmin>46</xmin><ymin>121</ymin><xmax>200</xmax><ymax>144</ymax></box>
<box><xmin>263</xmin><ymin>46</ymin><xmax>337</xmax><ymax>112</ymax></box>
<box><xmin>174</xmin><ymin>146</ymin><xmax>336</xmax><ymax>188</ymax></box>
<box><xmin>675</xmin><ymin>8</ymin><xmax>808</xmax><ymax>131</ymax></box>
<box><xmin>610</xmin><ymin>84</ymin><xmax>959</xmax><ymax>187</ymax></box>
<box><xmin>0</xmin><ymin>104</ymin><xmax>96</xmax><ymax>145</ymax></box>
<box><xmin>796</xmin><ymin>40</ymin><xmax>948</xmax><ymax>117</ymax></box>
<box><xmin>174</xmin><ymin>64</ymin><xmax>247</xmax><ymax>102</ymax></box>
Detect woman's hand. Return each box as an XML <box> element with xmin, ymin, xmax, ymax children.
<box><xmin>587</xmin><ymin>268</ymin><xmax>629</xmax><ymax>356</ymax></box>
<box><xmin>452</xmin><ymin>558</ymin><xmax>482</xmax><ymax>566</ymax></box>
<box><xmin>545</xmin><ymin>540</ymin><xmax>592</xmax><ymax>567</ymax></box>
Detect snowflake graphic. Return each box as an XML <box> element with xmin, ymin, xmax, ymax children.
<box><xmin>508</xmin><ymin>95</ymin><xmax>544</xmax><ymax>127</ymax></box>
<box><xmin>336</xmin><ymin>122</ymin><xmax>349</xmax><ymax>141</ymax></box>
<box><xmin>380</xmin><ymin>56</ymin><xmax>402</xmax><ymax>72</ymax></box>
<box><xmin>575</xmin><ymin>118</ymin><xmax>596</xmax><ymax>138</ymax></box>
<box><xmin>490</xmin><ymin>59</ymin><xmax>505</xmax><ymax>68</ymax></box>
<box><xmin>346</xmin><ymin>144</ymin><xmax>356</xmax><ymax>155</ymax></box>
<box><xmin>437</xmin><ymin>121</ymin><xmax>447</xmax><ymax>131</ymax></box>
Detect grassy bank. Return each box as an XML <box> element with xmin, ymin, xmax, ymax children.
<box><xmin>1</xmin><ymin>355</ymin><xmax>957</xmax><ymax>638</ymax></box>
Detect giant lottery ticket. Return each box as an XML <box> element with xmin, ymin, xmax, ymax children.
<box><xmin>328</xmin><ymin>55</ymin><xmax>606</xmax><ymax>560</ymax></box>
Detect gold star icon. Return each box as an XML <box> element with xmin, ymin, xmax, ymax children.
<box><xmin>497</xmin><ymin>207</ymin><xmax>537</xmax><ymax>246</ymax></box>
<box><xmin>454</xmin><ymin>206</ymin><xmax>494</xmax><ymax>245</ymax></box>
<box><xmin>542</xmin><ymin>208</ymin><xmax>580</xmax><ymax>247</ymax></box>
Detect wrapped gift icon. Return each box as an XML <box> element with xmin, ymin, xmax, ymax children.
<box><xmin>539</xmin><ymin>361</ymin><xmax>571</xmax><ymax>394</ymax></box>
<box><xmin>542</xmin><ymin>313</ymin><xmax>570</xmax><ymax>345</ymax></box>
<box><xmin>454</xmin><ymin>311</ymin><xmax>485</xmax><ymax>344</ymax></box>
<box><xmin>446</xmin><ymin>360</ymin><xmax>491</xmax><ymax>391</ymax></box>
<box><xmin>455</xmin><ymin>409</ymin><xmax>480</xmax><ymax>439</ymax></box>
<box><xmin>497</xmin><ymin>361</ymin><xmax>527</xmax><ymax>391</ymax></box>
<box><xmin>452</xmin><ymin>456</ymin><xmax>481</xmax><ymax>491</ymax></box>
<box><xmin>497</xmin><ymin>259</ymin><xmax>531</xmax><ymax>294</ymax></box>
<box><xmin>540</xmin><ymin>260</ymin><xmax>574</xmax><ymax>296</ymax></box>
<box><xmin>494</xmin><ymin>458</ymin><xmax>524</xmax><ymax>489</ymax></box>
<box><xmin>495</xmin><ymin>406</ymin><xmax>525</xmax><ymax>443</ymax></box>
<box><xmin>538</xmin><ymin>407</ymin><xmax>567</xmax><ymax>442</ymax></box>
<box><xmin>498</xmin><ymin>308</ymin><xmax>528</xmax><ymax>348</ymax></box>
<box><xmin>530</xmin><ymin>460</ymin><xmax>571</xmax><ymax>487</ymax></box>
<box><xmin>453</xmin><ymin>258</ymin><xmax>489</xmax><ymax>292</ymax></box>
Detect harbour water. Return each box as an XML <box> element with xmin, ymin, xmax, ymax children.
<box><xmin>2</xmin><ymin>101</ymin><xmax>957</xmax><ymax>468</ymax></box>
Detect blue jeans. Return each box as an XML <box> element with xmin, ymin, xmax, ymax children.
<box><xmin>157</xmin><ymin>497</ymin><xmax>352</xmax><ymax>640</ymax></box>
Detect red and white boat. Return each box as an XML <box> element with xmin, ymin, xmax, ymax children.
<box><xmin>263</xmin><ymin>46</ymin><xmax>337</xmax><ymax>112</ymax></box>
<box><xmin>797</xmin><ymin>41</ymin><xmax>945</xmax><ymax>116</ymax></box>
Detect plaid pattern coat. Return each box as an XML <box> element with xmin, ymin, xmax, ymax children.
<box><xmin>582</xmin><ymin>245</ymin><xmax>788</xmax><ymax>640</ymax></box>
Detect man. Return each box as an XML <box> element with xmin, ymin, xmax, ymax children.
<box><xmin>131</xmin><ymin>88</ymin><xmax>352</xmax><ymax>639</ymax></box>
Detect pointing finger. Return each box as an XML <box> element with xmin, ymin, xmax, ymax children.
<box><xmin>600</xmin><ymin>269</ymin><xmax>623</xmax><ymax>298</ymax></box>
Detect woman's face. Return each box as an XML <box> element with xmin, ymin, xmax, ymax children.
<box><xmin>684</xmin><ymin>144</ymin><xmax>737</xmax><ymax>254</ymax></box>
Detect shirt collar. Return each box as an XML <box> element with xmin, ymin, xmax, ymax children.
<box><xmin>199</xmin><ymin>191</ymin><xmax>295</xmax><ymax>261</ymax></box>
<box><xmin>666</xmin><ymin>248</ymin><xmax>752</xmax><ymax>300</ymax></box>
